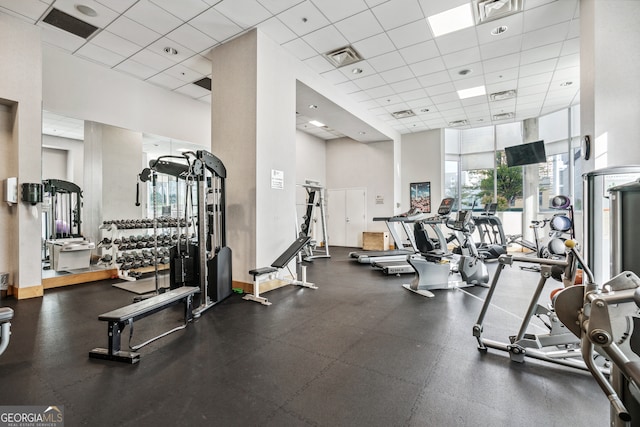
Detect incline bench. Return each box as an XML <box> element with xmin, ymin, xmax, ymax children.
<box><xmin>0</xmin><ymin>307</ymin><xmax>14</xmax><ymax>356</ymax></box>
<box><xmin>244</xmin><ymin>236</ymin><xmax>318</xmax><ymax>306</ymax></box>
<box><xmin>89</xmin><ymin>286</ymin><xmax>199</xmax><ymax>364</ymax></box>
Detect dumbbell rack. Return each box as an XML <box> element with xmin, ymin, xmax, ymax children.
<box><xmin>98</xmin><ymin>217</ymin><xmax>192</xmax><ymax>281</ymax></box>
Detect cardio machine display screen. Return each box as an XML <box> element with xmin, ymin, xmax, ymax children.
<box><xmin>437</xmin><ymin>198</ymin><xmax>455</xmax><ymax>215</ymax></box>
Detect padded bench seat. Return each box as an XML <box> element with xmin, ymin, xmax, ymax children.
<box><xmin>89</xmin><ymin>286</ymin><xmax>199</xmax><ymax>364</ymax></box>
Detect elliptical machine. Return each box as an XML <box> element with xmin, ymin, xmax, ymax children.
<box><xmin>403</xmin><ymin>209</ymin><xmax>489</xmax><ymax>298</ymax></box>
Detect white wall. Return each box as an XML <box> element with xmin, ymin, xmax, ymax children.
<box><xmin>400</xmin><ymin>130</ymin><xmax>444</xmax><ymax>213</ymax></box>
<box><xmin>42</xmin><ymin>134</ymin><xmax>84</xmax><ymax>185</ymax></box>
<box><xmin>326</xmin><ymin>137</ymin><xmax>394</xmax><ymax>233</ymax></box>
<box><xmin>295</xmin><ymin>130</ymin><xmax>326</xmax><ymax>185</ymax></box>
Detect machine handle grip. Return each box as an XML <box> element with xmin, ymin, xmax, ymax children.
<box><xmin>565</xmin><ymin>240</ymin><xmax>596</xmax><ymax>285</ymax></box>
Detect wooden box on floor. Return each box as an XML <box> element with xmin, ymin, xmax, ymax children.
<box><xmin>362</xmin><ymin>232</ymin><xmax>389</xmax><ymax>251</ymax></box>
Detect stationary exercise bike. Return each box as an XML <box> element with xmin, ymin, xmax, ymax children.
<box><xmin>403</xmin><ymin>210</ymin><xmax>489</xmax><ymax>298</ymax></box>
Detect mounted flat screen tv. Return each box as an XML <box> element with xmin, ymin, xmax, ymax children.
<box><xmin>505</xmin><ymin>140</ymin><xmax>546</xmax><ymax>167</ymax></box>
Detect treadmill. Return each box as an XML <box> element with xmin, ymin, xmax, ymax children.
<box><xmin>372</xmin><ymin>198</ymin><xmax>455</xmax><ymax>275</ymax></box>
<box><xmin>349</xmin><ymin>208</ymin><xmax>428</xmax><ymax>264</ymax></box>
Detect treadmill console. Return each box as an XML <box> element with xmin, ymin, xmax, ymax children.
<box><xmin>448</xmin><ymin>210</ymin><xmax>472</xmax><ymax>231</ymax></box>
<box><xmin>437</xmin><ymin>198</ymin><xmax>456</xmax><ymax>216</ymax></box>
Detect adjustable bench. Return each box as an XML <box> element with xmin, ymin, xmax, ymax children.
<box><xmin>89</xmin><ymin>286</ymin><xmax>199</xmax><ymax>364</ymax></box>
<box><xmin>245</xmin><ymin>236</ymin><xmax>317</xmax><ymax>305</ymax></box>
<box><xmin>0</xmin><ymin>307</ymin><xmax>14</xmax><ymax>356</ymax></box>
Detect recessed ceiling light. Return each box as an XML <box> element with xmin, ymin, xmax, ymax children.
<box><xmin>427</xmin><ymin>4</ymin><xmax>474</xmax><ymax>37</ymax></box>
<box><xmin>491</xmin><ymin>25</ymin><xmax>508</xmax><ymax>35</ymax></box>
<box><xmin>458</xmin><ymin>68</ymin><xmax>472</xmax><ymax>76</ymax></box>
<box><xmin>352</xmin><ymin>67</ymin><xmax>363</xmax><ymax>74</ymax></box>
<box><xmin>75</xmin><ymin>4</ymin><xmax>97</xmax><ymax>17</ymax></box>
<box><xmin>420</xmin><ymin>108</ymin><xmax>430</xmax><ymax>112</ymax></box>
<box><xmin>164</xmin><ymin>46</ymin><xmax>178</xmax><ymax>55</ymax></box>
<box><xmin>308</xmin><ymin>104</ymin><xmax>318</xmax><ymax>109</ymax></box>
<box><xmin>457</xmin><ymin>85</ymin><xmax>486</xmax><ymax>99</ymax></box>
<box><xmin>560</xmin><ymin>81</ymin><xmax>573</xmax><ymax>87</ymax></box>
<box><xmin>359</xmin><ymin>131</ymin><xmax>366</xmax><ymax>135</ymax></box>
<box><xmin>309</xmin><ymin>120</ymin><xmax>325</xmax><ymax>127</ymax></box>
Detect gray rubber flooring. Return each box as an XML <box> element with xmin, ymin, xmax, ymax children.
<box><xmin>0</xmin><ymin>247</ymin><xmax>609</xmax><ymax>426</ymax></box>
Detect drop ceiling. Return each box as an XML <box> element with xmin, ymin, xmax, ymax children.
<box><xmin>4</xmin><ymin>0</ymin><xmax>580</xmax><ymax>140</ymax></box>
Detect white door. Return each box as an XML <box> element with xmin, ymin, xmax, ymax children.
<box><xmin>327</xmin><ymin>188</ymin><xmax>366</xmax><ymax>248</ymax></box>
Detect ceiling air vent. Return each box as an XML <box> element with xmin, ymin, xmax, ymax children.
<box><xmin>391</xmin><ymin>109</ymin><xmax>416</xmax><ymax>119</ymax></box>
<box><xmin>323</xmin><ymin>45</ymin><xmax>363</xmax><ymax>68</ymax></box>
<box><xmin>448</xmin><ymin>120</ymin><xmax>469</xmax><ymax>127</ymax></box>
<box><xmin>42</xmin><ymin>8</ymin><xmax>99</xmax><ymax>39</ymax></box>
<box><xmin>193</xmin><ymin>77</ymin><xmax>212</xmax><ymax>91</ymax></box>
<box><xmin>493</xmin><ymin>112</ymin><xmax>514</xmax><ymax>120</ymax></box>
<box><xmin>490</xmin><ymin>89</ymin><xmax>517</xmax><ymax>101</ymax></box>
<box><xmin>472</xmin><ymin>0</ymin><xmax>523</xmax><ymax>24</ymax></box>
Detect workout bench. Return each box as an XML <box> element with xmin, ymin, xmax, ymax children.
<box><xmin>0</xmin><ymin>307</ymin><xmax>14</xmax><ymax>356</ymax></box>
<box><xmin>245</xmin><ymin>236</ymin><xmax>318</xmax><ymax>306</ymax></box>
<box><xmin>89</xmin><ymin>286</ymin><xmax>199</xmax><ymax>364</ymax></box>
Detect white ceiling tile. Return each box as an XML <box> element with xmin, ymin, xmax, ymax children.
<box><xmin>479</xmin><ymin>35</ymin><xmax>522</xmax><ymax>60</ymax></box>
<box><xmin>186</xmin><ymin>7</ymin><xmax>243</xmax><ymax>41</ymax></box>
<box><xmin>365</xmin><ymin>85</ymin><xmax>395</xmax><ymax>99</ymax></box>
<box><xmin>0</xmin><ymin>0</ymin><xmax>48</xmax><ymax>22</ymax></box>
<box><xmin>350</xmin><ymin>91</ymin><xmax>372</xmax><ymax>102</ymax></box>
<box><xmin>416</xmin><ymin>70</ymin><xmax>450</xmax><ymax>87</ymax></box>
<box><xmin>399</xmin><ymin>88</ymin><xmax>428</xmax><ymax>102</ymax></box>
<box><xmin>164</xmin><ymin>63</ymin><xmax>203</xmax><ymax>83</ymax></box>
<box><xmin>303</xmin><ymin>25</ymin><xmax>348</xmax><ymax>54</ymax></box>
<box><xmin>372</xmin><ymin>0</ymin><xmax>424</xmax><ymax>31</ymax></box>
<box><xmin>556</xmin><ymin>53</ymin><xmax>579</xmax><ymax>70</ymax></box>
<box><xmin>518</xmin><ymin>72</ymin><xmax>553</xmax><ymax>88</ymax></box>
<box><xmin>567</xmin><ymin>18</ymin><xmax>579</xmax><ymax>39</ymax></box>
<box><xmin>106</xmin><ymin>16</ymin><xmax>162</xmax><ymax>47</ymax></box>
<box><xmin>91</xmin><ymin>31</ymin><xmax>141</xmax><ymax>57</ymax></box>
<box><xmin>437</xmin><ymin>101</ymin><xmax>463</xmax><ymax>112</ymax></box>
<box><xmin>37</xmin><ymin>24</ymin><xmax>86</xmax><ymax>52</ymax></box>
<box><xmin>453</xmin><ymin>75</ymin><xmax>485</xmax><ymax>91</ymax></box>
<box><xmin>489</xmin><ymin>99</ymin><xmax>516</xmax><ymax>112</ymax></box>
<box><xmin>339</xmin><ymin>60</ymin><xmax>376</xmax><ymax>80</ymax></box>
<box><xmin>390</xmin><ymin>78</ymin><xmax>421</xmax><ymax>94</ymax></box>
<box><xmin>410</xmin><ymin>56</ymin><xmax>446</xmax><ymax>77</ymax></box>
<box><xmin>146</xmin><ymin>72</ymin><xmax>187</xmax><ymax>90</ymax></box>
<box><xmin>522</xmin><ymin>21</ymin><xmax>572</xmax><ymax>51</ymax></box>
<box><xmin>484</xmin><ymin>67</ymin><xmax>519</xmax><ymax>84</ymax></box>
<box><xmin>523</xmin><ymin>0</ymin><xmax>578</xmax><ymax>33</ymax></box>
<box><xmin>215</xmin><ymin>0</ymin><xmax>272</xmax><ymax>28</ymax></box>
<box><xmin>181</xmin><ymin>54</ymin><xmax>212</xmax><ymax>74</ymax></box>
<box><xmin>386</xmin><ymin>19</ymin><xmax>432</xmax><ymax>49</ymax></box>
<box><xmin>130</xmin><ymin>48</ymin><xmax>175</xmax><ymax>71</ymax></box>
<box><xmin>482</xmin><ymin>53</ymin><xmax>520</xmax><ymax>73</ymax></box>
<box><xmin>519</xmin><ymin>58</ymin><xmax>556</xmax><ymax>78</ymax></box>
<box><xmin>75</xmin><ymin>43</ymin><xmax>126</xmax><ymax>67</ymax></box>
<box><xmin>520</xmin><ymin>42</ymin><xmax>562</xmax><ymax>65</ymax></box>
<box><xmin>282</xmin><ymin>38</ymin><xmax>316</xmax><ymax>60</ymax></box>
<box><xmin>352</xmin><ymin>33</ymin><xmax>396</xmax><ymax>59</ymax></box>
<box><xmin>175</xmin><ymin>82</ymin><xmax>211</xmax><ymax>98</ymax></box>
<box><xmin>399</xmin><ymin>40</ymin><xmax>438</xmax><ymax>64</ymax></box>
<box><xmin>334</xmin><ymin>10</ymin><xmax>384</xmax><ymax>44</ymax></box>
<box><xmin>425</xmin><ymin>81</ymin><xmax>455</xmax><ymax>97</ymax></box>
<box><xmin>354</xmin><ymin>74</ymin><xmax>386</xmax><ymax>90</ymax></box>
<box><xmin>442</xmin><ymin>47</ymin><xmax>481</xmax><ymax>69</ymax></box>
<box><xmin>517</xmin><ymin>83</ymin><xmax>548</xmax><ymax>96</ymax></box>
<box><xmin>448</xmin><ymin>62</ymin><xmax>483</xmax><ymax>81</ymax></box>
<box><xmin>166</xmin><ymin>24</ymin><xmax>218</xmax><ymax>52</ymax></box>
<box><xmin>561</xmin><ymin>37</ymin><xmax>579</xmax><ymax>56</ymax></box>
<box><xmin>383</xmin><ymin>101</ymin><xmax>410</xmax><ymax>113</ymax></box>
<box><xmin>407</xmin><ymin>99</ymin><xmax>433</xmax><ymax>110</ymax></box>
<box><xmin>277</xmin><ymin>1</ymin><xmax>330</xmax><ymax>36</ymax></box>
<box><xmin>149</xmin><ymin>0</ymin><xmax>210</xmax><ymax>21</ymax></box>
<box><xmin>475</xmin><ymin>13</ymin><xmax>523</xmax><ymax>45</ymax></box>
<box><xmin>380</xmin><ymin>67</ymin><xmax>414</xmax><ymax>84</ymax></box>
<box><xmin>430</xmin><ymin>92</ymin><xmax>459</xmax><ymax>104</ymax></box>
<box><xmin>256</xmin><ymin>0</ymin><xmax>304</xmax><ymax>15</ymax></box>
<box><xmin>550</xmin><ymin>66</ymin><xmax>579</xmax><ymax>84</ymax></box>
<box><xmin>368</xmin><ymin>51</ymin><xmax>405</xmax><ymax>72</ymax></box>
<box><xmin>464</xmin><ymin>103</ymin><xmax>491</xmax><ymax>113</ymax></box>
<box><xmin>517</xmin><ymin>93</ymin><xmax>546</xmax><ymax>105</ymax></box>
<box><xmin>198</xmin><ymin>93</ymin><xmax>211</xmax><ymax>104</ymax></box>
<box><xmin>417</xmin><ymin>0</ymin><xmax>468</xmax><ymax>18</ymax></box>
<box><xmin>258</xmin><ymin>17</ymin><xmax>298</xmax><ymax>44</ymax></box>
<box><xmin>115</xmin><ymin>59</ymin><xmax>158</xmax><ymax>79</ymax></box>
<box><xmin>125</xmin><ymin>0</ymin><xmax>182</xmax><ymax>34</ymax></box>
<box><xmin>485</xmin><ymin>79</ymin><xmax>518</xmax><ymax>94</ymax></box>
<box><xmin>303</xmin><ymin>55</ymin><xmax>335</xmax><ymax>74</ymax></box>
<box><xmin>51</xmin><ymin>0</ymin><xmax>119</xmax><ymax>28</ymax></box>
<box><xmin>95</xmin><ymin>0</ymin><xmax>138</xmax><ymax>13</ymax></box>
<box><xmin>312</xmin><ymin>0</ymin><xmax>368</xmax><ymax>22</ymax></box>
<box><xmin>148</xmin><ymin>37</ymin><xmax>197</xmax><ymax>64</ymax></box>
<box><xmin>320</xmin><ymin>69</ymin><xmax>350</xmax><ymax>84</ymax></box>
<box><xmin>434</xmin><ymin>27</ymin><xmax>477</xmax><ymax>55</ymax></box>
<box><xmin>335</xmin><ymin>80</ymin><xmax>361</xmax><ymax>94</ymax></box>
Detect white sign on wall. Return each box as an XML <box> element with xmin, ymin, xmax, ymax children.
<box><xmin>271</xmin><ymin>169</ymin><xmax>284</xmax><ymax>190</ymax></box>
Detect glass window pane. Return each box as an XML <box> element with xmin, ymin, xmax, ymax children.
<box><xmin>444</xmin><ymin>160</ymin><xmax>459</xmax><ymax>201</ymax></box>
<box><xmin>496</xmin><ymin>151</ymin><xmax>523</xmax><ymax>210</ymax></box>
<box><xmin>539</xmin><ymin>109</ymin><xmax>568</xmax><ymax>143</ymax></box>
<box><xmin>461</xmin><ymin>152</ymin><xmax>494</xmax><ymax>170</ymax></box>
<box><xmin>460</xmin><ymin>169</ymin><xmax>491</xmax><ymax>210</ymax></box>
<box><xmin>445</xmin><ymin>128</ymin><xmax>460</xmax><ymax>154</ymax></box>
<box><xmin>539</xmin><ymin>152</ymin><xmax>570</xmax><ymax>211</ymax></box>
<box><xmin>496</xmin><ymin>122</ymin><xmax>523</xmax><ymax>149</ymax></box>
